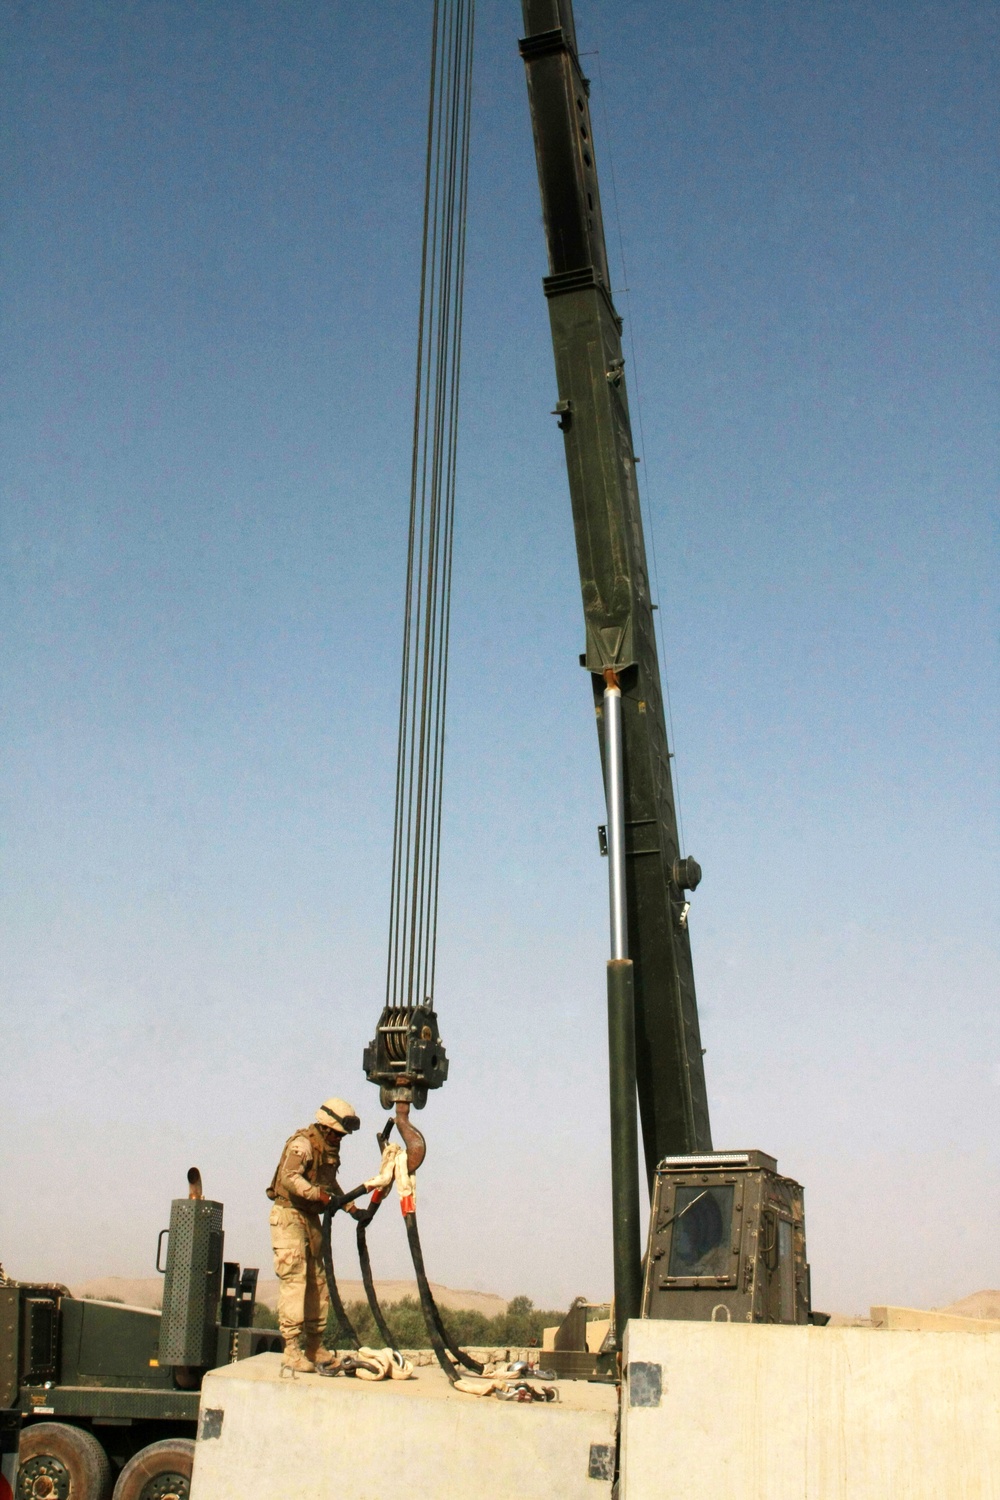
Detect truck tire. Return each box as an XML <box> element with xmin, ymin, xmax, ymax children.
<box><xmin>17</xmin><ymin>1422</ymin><xmax>112</xmax><ymax>1500</ymax></box>
<box><xmin>110</xmin><ymin>1439</ymin><xmax>195</xmax><ymax>1500</ymax></box>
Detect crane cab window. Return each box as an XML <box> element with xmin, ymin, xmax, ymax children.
<box><xmin>667</xmin><ymin>1185</ymin><xmax>735</xmax><ymax>1278</ymax></box>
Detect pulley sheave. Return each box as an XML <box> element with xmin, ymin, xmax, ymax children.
<box><xmin>363</xmin><ymin>1003</ymin><xmax>449</xmax><ymax>1110</ymax></box>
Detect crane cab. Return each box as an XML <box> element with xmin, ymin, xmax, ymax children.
<box><xmin>641</xmin><ymin>1151</ymin><xmax>819</xmax><ymax>1325</ymax></box>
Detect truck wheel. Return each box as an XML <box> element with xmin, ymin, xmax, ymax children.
<box><xmin>111</xmin><ymin>1440</ymin><xmax>194</xmax><ymax>1500</ymax></box>
<box><xmin>17</xmin><ymin>1422</ymin><xmax>112</xmax><ymax>1500</ymax></box>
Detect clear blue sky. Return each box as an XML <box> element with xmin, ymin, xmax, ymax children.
<box><xmin>2</xmin><ymin>0</ymin><xmax>996</xmax><ymax>1313</ymax></box>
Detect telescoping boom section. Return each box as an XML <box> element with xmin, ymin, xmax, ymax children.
<box><xmin>519</xmin><ymin>0</ymin><xmax>711</xmax><ymax>1175</ymax></box>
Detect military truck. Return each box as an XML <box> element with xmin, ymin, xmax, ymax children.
<box><xmin>2</xmin><ymin>1173</ymin><xmax>280</xmax><ymax>1500</ymax></box>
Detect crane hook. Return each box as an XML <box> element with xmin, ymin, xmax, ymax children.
<box><xmin>394</xmin><ymin>1099</ymin><xmax>426</xmax><ymax>1174</ymax></box>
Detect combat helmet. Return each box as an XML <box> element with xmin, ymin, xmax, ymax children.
<box><xmin>315</xmin><ymin>1098</ymin><xmax>360</xmax><ymax>1134</ymax></box>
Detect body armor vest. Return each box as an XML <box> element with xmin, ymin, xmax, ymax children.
<box><xmin>267</xmin><ymin>1124</ymin><xmax>341</xmax><ymax>1214</ymax></box>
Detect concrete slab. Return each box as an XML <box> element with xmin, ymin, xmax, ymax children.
<box><xmin>620</xmin><ymin>1317</ymin><xmax>1000</xmax><ymax>1499</ymax></box>
<box><xmin>190</xmin><ymin>1354</ymin><xmax>617</xmax><ymax>1500</ymax></box>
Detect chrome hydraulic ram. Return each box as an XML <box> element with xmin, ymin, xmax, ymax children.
<box><xmin>603</xmin><ymin>674</ymin><xmax>628</xmax><ymax>962</ymax></box>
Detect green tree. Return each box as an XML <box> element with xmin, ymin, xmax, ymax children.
<box><xmin>325</xmin><ymin>1295</ymin><xmax>565</xmax><ymax>1351</ymax></box>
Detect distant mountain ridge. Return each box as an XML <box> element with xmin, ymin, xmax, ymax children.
<box><xmin>67</xmin><ymin>1280</ymin><xmax>1000</xmax><ymax>1324</ymax></box>
<box><xmin>70</xmin><ymin>1275</ymin><xmax>508</xmax><ymax>1317</ymax></box>
<box><xmin>938</xmin><ymin>1290</ymin><xmax>1000</xmax><ymax>1321</ymax></box>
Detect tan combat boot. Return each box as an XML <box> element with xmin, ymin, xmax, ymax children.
<box><xmin>305</xmin><ymin>1341</ymin><xmax>340</xmax><ymax>1371</ymax></box>
<box><xmin>281</xmin><ymin>1339</ymin><xmax>316</xmax><ymax>1373</ymax></box>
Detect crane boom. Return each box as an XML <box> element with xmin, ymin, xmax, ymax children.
<box><xmin>519</xmin><ymin>0</ymin><xmax>712</xmax><ymax>1178</ymax></box>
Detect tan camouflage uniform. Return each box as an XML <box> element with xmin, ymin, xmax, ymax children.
<box><xmin>267</xmin><ymin>1125</ymin><xmax>344</xmax><ymax>1347</ymax></box>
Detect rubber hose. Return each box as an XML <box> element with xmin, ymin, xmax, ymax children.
<box><xmin>405</xmin><ymin>1210</ymin><xmax>484</xmax><ymax>1374</ymax></box>
<box><xmin>403</xmin><ymin>1211</ymin><xmax>460</xmax><ymax>1383</ymax></box>
<box><xmin>321</xmin><ymin>1203</ymin><xmax>360</xmax><ymax>1350</ymax></box>
<box><xmin>403</xmin><ymin>1207</ymin><xmax>485</xmax><ymax>1376</ymax></box>
<box><xmin>356</xmin><ymin>1202</ymin><xmax>399</xmax><ymax>1350</ymax></box>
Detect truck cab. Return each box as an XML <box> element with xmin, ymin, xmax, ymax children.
<box><xmin>2</xmin><ymin>1182</ymin><xmax>280</xmax><ymax>1498</ymax></box>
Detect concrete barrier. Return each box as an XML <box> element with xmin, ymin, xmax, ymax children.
<box><xmin>620</xmin><ymin>1317</ymin><xmax>1000</xmax><ymax>1499</ymax></box>
<box><xmin>870</xmin><ymin>1304</ymin><xmax>1000</xmax><ymax>1333</ymax></box>
<box><xmin>190</xmin><ymin>1353</ymin><xmax>617</xmax><ymax>1500</ymax></box>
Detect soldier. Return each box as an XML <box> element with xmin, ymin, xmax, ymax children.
<box><xmin>267</xmin><ymin>1097</ymin><xmax>363</xmax><ymax>1372</ymax></box>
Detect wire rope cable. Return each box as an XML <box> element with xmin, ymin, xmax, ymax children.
<box><xmin>371</xmin><ymin>0</ymin><xmax>477</xmax><ymax>1371</ymax></box>
<box><xmin>385</xmin><ymin>0</ymin><xmax>475</xmax><ymax>1019</ymax></box>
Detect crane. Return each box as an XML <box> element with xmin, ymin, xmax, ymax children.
<box><xmin>519</xmin><ymin>0</ymin><xmax>815</xmax><ymax>1339</ymax></box>
<box><xmin>352</xmin><ymin>0</ymin><xmax>814</xmax><ymax>1352</ymax></box>
<box><xmin>519</xmin><ymin>0</ymin><xmax>710</xmax><ymax>1334</ymax></box>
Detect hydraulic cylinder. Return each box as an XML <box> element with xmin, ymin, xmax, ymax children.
<box><xmin>604</xmin><ymin>675</ymin><xmax>642</xmax><ymax>1341</ymax></box>
<box><xmin>607</xmin><ymin>958</ymin><xmax>643</xmax><ymax>1342</ymax></box>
